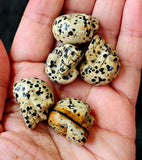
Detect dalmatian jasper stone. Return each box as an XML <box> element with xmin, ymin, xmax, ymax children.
<box><xmin>45</xmin><ymin>44</ymin><xmax>83</xmax><ymax>85</ymax></box>
<box><xmin>52</xmin><ymin>13</ymin><xmax>99</xmax><ymax>44</ymax></box>
<box><xmin>80</xmin><ymin>35</ymin><xmax>120</xmax><ymax>85</ymax></box>
<box><xmin>48</xmin><ymin>98</ymin><xmax>95</xmax><ymax>145</ymax></box>
<box><xmin>13</xmin><ymin>77</ymin><xmax>54</xmax><ymax>129</ymax></box>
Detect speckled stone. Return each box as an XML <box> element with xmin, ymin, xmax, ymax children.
<box><xmin>80</xmin><ymin>35</ymin><xmax>120</xmax><ymax>85</ymax></box>
<box><xmin>13</xmin><ymin>77</ymin><xmax>54</xmax><ymax>129</ymax></box>
<box><xmin>52</xmin><ymin>13</ymin><xmax>99</xmax><ymax>44</ymax></box>
<box><xmin>48</xmin><ymin>98</ymin><xmax>95</xmax><ymax>145</ymax></box>
<box><xmin>45</xmin><ymin>44</ymin><xmax>83</xmax><ymax>85</ymax></box>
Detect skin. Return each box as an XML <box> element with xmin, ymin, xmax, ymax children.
<box><xmin>0</xmin><ymin>0</ymin><xmax>142</xmax><ymax>159</ymax></box>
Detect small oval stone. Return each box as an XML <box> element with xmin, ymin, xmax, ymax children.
<box><xmin>52</xmin><ymin>13</ymin><xmax>99</xmax><ymax>44</ymax></box>
<box><xmin>48</xmin><ymin>98</ymin><xmax>95</xmax><ymax>145</ymax></box>
<box><xmin>45</xmin><ymin>44</ymin><xmax>83</xmax><ymax>85</ymax></box>
<box><xmin>13</xmin><ymin>77</ymin><xmax>54</xmax><ymax>129</ymax></box>
<box><xmin>80</xmin><ymin>35</ymin><xmax>120</xmax><ymax>85</ymax></box>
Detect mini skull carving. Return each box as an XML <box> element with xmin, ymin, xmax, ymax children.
<box><xmin>48</xmin><ymin>98</ymin><xmax>95</xmax><ymax>145</ymax></box>
<box><xmin>80</xmin><ymin>35</ymin><xmax>120</xmax><ymax>85</ymax></box>
<box><xmin>45</xmin><ymin>44</ymin><xmax>83</xmax><ymax>85</ymax></box>
<box><xmin>13</xmin><ymin>77</ymin><xmax>54</xmax><ymax>129</ymax></box>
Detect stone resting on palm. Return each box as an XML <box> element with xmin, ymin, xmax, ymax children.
<box><xmin>0</xmin><ymin>0</ymin><xmax>142</xmax><ymax>159</ymax></box>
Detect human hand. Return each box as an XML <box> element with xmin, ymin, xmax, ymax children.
<box><xmin>0</xmin><ymin>0</ymin><xmax>142</xmax><ymax>159</ymax></box>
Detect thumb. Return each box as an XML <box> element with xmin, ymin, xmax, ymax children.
<box><xmin>0</xmin><ymin>40</ymin><xmax>10</xmax><ymax>121</ymax></box>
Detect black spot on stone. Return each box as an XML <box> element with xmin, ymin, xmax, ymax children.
<box><xmin>59</xmin><ymin>40</ymin><xmax>63</xmax><ymax>43</ymax></box>
<box><xmin>62</xmin><ymin>75</ymin><xmax>69</xmax><ymax>80</ymax></box>
<box><xmin>89</xmin><ymin>70</ymin><xmax>92</xmax><ymax>73</ymax></box>
<box><xmin>27</xmin><ymin>81</ymin><xmax>31</xmax><ymax>84</ymax></box>
<box><xmin>58</xmin><ymin>28</ymin><xmax>62</xmax><ymax>34</ymax></box>
<box><xmin>60</xmin><ymin>67</ymin><xmax>65</xmax><ymax>72</ymax></box>
<box><xmin>85</xmin><ymin>68</ymin><xmax>89</xmax><ymax>74</ymax></box>
<box><xmin>98</xmin><ymin>77</ymin><xmax>106</xmax><ymax>83</ymax></box>
<box><xmin>73</xmin><ymin>109</ymin><xmax>77</xmax><ymax>113</ymax></box>
<box><xmin>77</xmin><ymin>113</ymin><xmax>80</xmax><ymax>116</ymax></box>
<box><xmin>28</xmin><ymin>124</ymin><xmax>32</xmax><ymax>128</ymax></box>
<box><xmin>106</xmin><ymin>65</ymin><xmax>113</xmax><ymax>71</ymax></box>
<box><xmin>15</xmin><ymin>93</ymin><xmax>19</xmax><ymax>99</ymax></box>
<box><xmin>113</xmin><ymin>58</ymin><xmax>118</xmax><ymax>62</ymax></box>
<box><xmin>69</xmin><ymin>99</ymin><xmax>72</xmax><ymax>104</ymax></box>
<box><xmin>86</xmin><ymin>29</ymin><xmax>91</xmax><ymax>37</ymax></box>
<box><xmin>97</xmin><ymin>51</ymin><xmax>101</xmax><ymax>55</ymax></box>
<box><xmin>67</xmin><ymin>64</ymin><xmax>71</xmax><ymax>70</ymax></box>
<box><xmin>99</xmin><ymin>68</ymin><xmax>105</xmax><ymax>74</ymax></box>
<box><xmin>68</xmin><ymin>73</ymin><xmax>73</xmax><ymax>78</ymax></box>
<box><xmin>36</xmin><ymin>90</ymin><xmax>43</xmax><ymax>96</ymax></box>
<box><xmin>117</xmin><ymin>65</ymin><xmax>120</xmax><ymax>71</ymax></box>
<box><xmin>27</xmin><ymin>93</ymin><xmax>30</xmax><ymax>99</ymax></box>
<box><xmin>54</xmin><ymin>80</ymin><xmax>58</xmax><ymax>83</ymax></box>
<box><xmin>27</xmin><ymin>106</ymin><xmax>30</xmax><ymax>111</ymax></box>
<box><xmin>26</xmin><ymin>120</ymin><xmax>30</xmax><ymax>124</ymax></box>
<box><xmin>81</xmin><ymin>137</ymin><xmax>86</xmax><ymax>143</ymax></box>
<box><xmin>68</xmin><ymin>31</ymin><xmax>73</xmax><ymax>36</ymax></box>
<box><xmin>48</xmin><ymin>60</ymin><xmax>56</xmax><ymax>68</ymax></box>
<box><xmin>71</xmin><ymin>51</ymin><xmax>75</xmax><ymax>55</ymax></box>
<box><xmin>15</xmin><ymin>86</ymin><xmax>20</xmax><ymax>91</ymax></box>
<box><xmin>32</xmin><ymin>113</ymin><xmax>37</xmax><ymax>116</ymax></box>
<box><xmin>52</xmin><ymin>70</ymin><xmax>55</xmax><ymax>74</ymax></box>
<box><xmin>14</xmin><ymin>83</ymin><xmax>17</xmax><ymax>87</ymax></box>
<box><xmin>37</xmin><ymin>104</ymin><xmax>41</xmax><ymax>108</ymax></box>
<box><xmin>95</xmin><ymin>70</ymin><xmax>99</xmax><ymax>74</ymax></box>
<box><xmin>89</xmin><ymin>119</ymin><xmax>92</xmax><ymax>124</ymax></box>
<box><xmin>22</xmin><ymin>87</ymin><xmax>25</xmax><ymax>91</ymax></box>
<box><xmin>50</xmin><ymin>93</ymin><xmax>53</xmax><ymax>98</ymax></box>
<box><xmin>63</xmin><ymin>16</ymin><xmax>68</xmax><ymax>20</ymax></box>
<box><xmin>35</xmin><ymin>84</ymin><xmax>39</xmax><ymax>87</ymax></box>
<box><xmin>58</xmin><ymin>19</ymin><xmax>62</xmax><ymax>24</ymax></box>
<box><xmin>92</xmin><ymin>23</ymin><xmax>96</xmax><ymax>28</ymax></box>
<box><xmin>91</xmin><ymin>79</ymin><xmax>96</xmax><ymax>82</ymax></box>
<box><xmin>25</xmin><ymin>116</ymin><xmax>29</xmax><ymax>120</ymax></box>
<box><xmin>21</xmin><ymin>109</ymin><xmax>26</xmax><ymax>113</ymax></box>
<box><xmin>22</xmin><ymin>93</ymin><xmax>26</xmax><ymax>97</ymax></box>
<box><xmin>93</xmin><ymin>50</ymin><xmax>96</xmax><ymax>53</ymax></box>
<box><xmin>82</xmin><ymin>72</ymin><xmax>85</xmax><ymax>75</ymax></box>
<box><xmin>103</xmin><ymin>54</ymin><xmax>108</xmax><ymax>58</ymax></box>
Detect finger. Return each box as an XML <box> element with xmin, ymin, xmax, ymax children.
<box><xmin>0</xmin><ymin>40</ymin><xmax>10</xmax><ymax>121</ymax></box>
<box><xmin>92</xmin><ymin>0</ymin><xmax>125</xmax><ymax>47</ymax></box>
<box><xmin>63</xmin><ymin>0</ymin><xmax>96</xmax><ymax>14</ymax></box>
<box><xmin>10</xmin><ymin>0</ymin><xmax>64</xmax><ymax>63</ymax></box>
<box><xmin>112</xmin><ymin>0</ymin><xmax>142</xmax><ymax>104</ymax></box>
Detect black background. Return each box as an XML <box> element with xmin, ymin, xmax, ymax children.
<box><xmin>0</xmin><ymin>1</ymin><xmax>141</xmax><ymax>159</ymax></box>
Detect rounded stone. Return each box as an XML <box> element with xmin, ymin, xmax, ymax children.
<box><xmin>52</xmin><ymin>13</ymin><xmax>99</xmax><ymax>44</ymax></box>
<box><xmin>13</xmin><ymin>77</ymin><xmax>54</xmax><ymax>129</ymax></box>
<box><xmin>48</xmin><ymin>98</ymin><xmax>95</xmax><ymax>145</ymax></box>
<box><xmin>45</xmin><ymin>44</ymin><xmax>83</xmax><ymax>85</ymax></box>
<box><xmin>80</xmin><ymin>35</ymin><xmax>120</xmax><ymax>85</ymax></box>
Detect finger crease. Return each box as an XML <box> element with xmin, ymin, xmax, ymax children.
<box><xmin>23</xmin><ymin>11</ymin><xmax>53</xmax><ymax>26</ymax></box>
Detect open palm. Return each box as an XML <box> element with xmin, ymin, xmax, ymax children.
<box><xmin>0</xmin><ymin>0</ymin><xmax>142</xmax><ymax>159</ymax></box>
